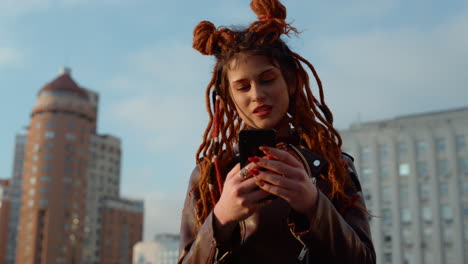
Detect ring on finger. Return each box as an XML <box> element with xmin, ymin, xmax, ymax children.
<box><xmin>240</xmin><ymin>167</ymin><xmax>251</xmax><ymax>179</ymax></box>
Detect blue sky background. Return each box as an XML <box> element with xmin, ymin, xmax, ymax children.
<box><xmin>1</xmin><ymin>0</ymin><xmax>467</xmax><ymax>241</ymax></box>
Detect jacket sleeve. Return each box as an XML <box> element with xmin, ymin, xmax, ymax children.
<box><xmin>288</xmin><ymin>156</ymin><xmax>376</xmax><ymax>264</ymax></box>
<box><xmin>177</xmin><ymin>166</ymin><xmax>239</xmax><ymax>264</ymax></box>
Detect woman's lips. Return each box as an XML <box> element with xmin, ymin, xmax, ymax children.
<box><xmin>253</xmin><ymin>105</ymin><xmax>273</xmax><ymax>117</ymax></box>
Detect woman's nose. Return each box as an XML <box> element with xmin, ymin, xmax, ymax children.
<box><xmin>250</xmin><ymin>81</ymin><xmax>266</xmax><ymax>102</ymax></box>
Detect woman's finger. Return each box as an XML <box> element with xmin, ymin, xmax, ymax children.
<box><xmin>255</xmin><ymin>179</ymin><xmax>294</xmax><ymax>201</ymax></box>
<box><xmin>252</xmin><ymin>169</ymin><xmax>298</xmax><ymax>190</ymax></box>
<box><xmin>250</xmin><ymin>156</ymin><xmax>303</xmax><ymax>180</ymax></box>
<box><xmin>259</xmin><ymin>145</ymin><xmax>303</xmax><ymax>168</ymax></box>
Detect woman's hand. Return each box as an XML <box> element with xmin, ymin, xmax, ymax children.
<box><xmin>213</xmin><ymin>163</ymin><xmax>271</xmax><ymax>236</ymax></box>
<box><xmin>249</xmin><ymin>145</ymin><xmax>318</xmax><ymax>220</ymax></box>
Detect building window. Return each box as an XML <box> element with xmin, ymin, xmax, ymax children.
<box><xmin>399</xmin><ymin>163</ymin><xmax>410</xmax><ymax>176</ymax></box>
<box><xmin>40</xmin><ymin>176</ymin><xmax>51</xmax><ymax>182</ymax></box>
<box><xmin>380</xmin><ymin>166</ymin><xmax>389</xmax><ymax>179</ymax></box>
<box><xmin>462</xmin><ymin>180</ymin><xmax>468</xmax><ymax>195</ymax></box>
<box><xmin>463</xmin><ymin>204</ymin><xmax>468</xmax><ymax>219</ymax></box>
<box><xmin>439</xmin><ymin>183</ymin><xmax>449</xmax><ymax>198</ymax></box>
<box><xmin>422</xmin><ymin>207</ymin><xmax>432</xmax><ymax>222</ymax></box>
<box><xmin>456</xmin><ymin>135</ymin><xmax>466</xmax><ymax>151</ymax></box>
<box><xmin>401</xmin><ymin>208</ymin><xmax>411</xmax><ymax>223</ymax></box>
<box><xmin>379</xmin><ymin>144</ymin><xmax>388</xmax><ymax>159</ymax></box>
<box><xmin>417</xmin><ymin>161</ymin><xmax>429</xmax><ymax>177</ymax></box>
<box><xmin>65</xmin><ymin>133</ymin><xmax>76</xmax><ymax>140</ymax></box>
<box><xmin>437</xmin><ymin>159</ymin><xmax>449</xmax><ymax>175</ymax></box>
<box><xmin>442</xmin><ymin>206</ymin><xmax>453</xmax><ymax>221</ymax></box>
<box><xmin>360</xmin><ymin>147</ymin><xmax>371</xmax><ymax>161</ymax></box>
<box><xmin>423</xmin><ymin>226</ymin><xmax>433</xmax><ymax>241</ymax></box>
<box><xmin>361</xmin><ymin>167</ymin><xmax>372</xmax><ymax>181</ymax></box>
<box><xmin>62</xmin><ymin>177</ymin><xmax>72</xmax><ymax>184</ymax></box>
<box><xmin>382</xmin><ymin>209</ymin><xmax>392</xmax><ymax>225</ymax></box>
<box><xmin>45</xmin><ymin>142</ymin><xmax>54</xmax><ymax>149</ymax></box>
<box><xmin>39</xmin><ymin>187</ymin><xmax>49</xmax><ymax>194</ymax></box>
<box><xmin>443</xmin><ymin>225</ymin><xmax>453</xmax><ymax>243</ymax></box>
<box><xmin>65</xmin><ymin>144</ymin><xmax>75</xmax><ymax>153</ymax></box>
<box><xmin>30</xmin><ymin>177</ymin><xmax>36</xmax><ymax>184</ymax></box>
<box><xmin>400</xmin><ymin>186</ymin><xmax>409</xmax><ymax>202</ymax></box>
<box><xmin>435</xmin><ymin>138</ymin><xmax>446</xmax><ymax>153</ymax></box>
<box><xmin>402</xmin><ymin>228</ymin><xmax>412</xmax><ymax>245</ymax></box>
<box><xmin>416</xmin><ymin>140</ymin><xmax>428</xmax><ymax>156</ymax></box>
<box><xmin>398</xmin><ymin>142</ymin><xmax>407</xmax><ymax>156</ymax></box>
<box><xmin>33</xmin><ymin>143</ymin><xmax>40</xmax><ymax>152</ymax></box>
<box><xmin>44</xmin><ymin>131</ymin><xmax>55</xmax><ymax>138</ymax></box>
<box><xmin>43</xmin><ymin>153</ymin><xmax>53</xmax><ymax>160</ymax></box>
<box><xmin>459</xmin><ymin>157</ymin><xmax>468</xmax><ymax>174</ymax></box>
<box><xmin>35</xmin><ymin>122</ymin><xmax>41</xmax><ymax>129</ymax></box>
<box><xmin>46</xmin><ymin>120</ymin><xmax>56</xmax><ymax>128</ymax></box>
<box><xmin>31</xmin><ymin>166</ymin><xmax>37</xmax><ymax>173</ymax></box>
<box><xmin>420</xmin><ymin>184</ymin><xmax>430</xmax><ymax>201</ymax></box>
<box><xmin>42</xmin><ymin>164</ymin><xmax>51</xmax><ymax>172</ymax></box>
<box><xmin>64</xmin><ymin>166</ymin><xmax>74</xmax><ymax>175</ymax></box>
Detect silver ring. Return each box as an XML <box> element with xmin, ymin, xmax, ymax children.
<box><xmin>240</xmin><ymin>167</ymin><xmax>250</xmax><ymax>179</ymax></box>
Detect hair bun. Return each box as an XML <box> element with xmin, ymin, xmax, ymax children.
<box><xmin>248</xmin><ymin>0</ymin><xmax>297</xmax><ymax>44</ymax></box>
<box><xmin>250</xmin><ymin>0</ymin><xmax>286</xmax><ymax>21</ymax></box>
<box><xmin>193</xmin><ymin>21</ymin><xmax>220</xmax><ymax>55</ymax></box>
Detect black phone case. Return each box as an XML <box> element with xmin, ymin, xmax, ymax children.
<box><xmin>239</xmin><ymin>129</ymin><xmax>276</xmax><ymax>168</ymax></box>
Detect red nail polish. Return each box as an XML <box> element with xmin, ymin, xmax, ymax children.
<box><xmin>265</xmin><ymin>155</ymin><xmax>275</xmax><ymax>160</ymax></box>
<box><xmin>248</xmin><ymin>157</ymin><xmax>259</xmax><ymax>163</ymax></box>
<box><xmin>249</xmin><ymin>169</ymin><xmax>260</xmax><ymax>176</ymax></box>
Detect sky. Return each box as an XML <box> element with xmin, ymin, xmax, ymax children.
<box><xmin>1</xmin><ymin>0</ymin><xmax>467</xmax><ymax>241</ymax></box>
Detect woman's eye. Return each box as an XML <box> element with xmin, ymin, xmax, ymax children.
<box><xmin>261</xmin><ymin>78</ymin><xmax>274</xmax><ymax>84</ymax></box>
<box><xmin>237</xmin><ymin>85</ymin><xmax>250</xmax><ymax>90</ymax></box>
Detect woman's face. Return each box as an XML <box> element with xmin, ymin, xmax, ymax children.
<box><xmin>227</xmin><ymin>54</ymin><xmax>290</xmax><ymax>129</ymax></box>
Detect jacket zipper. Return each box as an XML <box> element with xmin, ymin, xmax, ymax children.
<box><xmin>290</xmin><ymin>229</ymin><xmax>309</xmax><ymax>261</ymax></box>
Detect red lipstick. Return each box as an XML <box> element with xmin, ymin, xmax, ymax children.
<box><xmin>253</xmin><ymin>104</ymin><xmax>273</xmax><ymax>117</ymax></box>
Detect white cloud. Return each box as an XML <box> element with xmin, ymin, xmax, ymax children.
<box><xmin>311</xmin><ymin>11</ymin><xmax>468</xmax><ymax>128</ymax></box>
<box><xmin>0</xmin><ymin>0</ymin><xmax>49</xmax><ymax>18</ymax></box>
<box><xmin>103</xmin><ymin>41</ymin><xmax>215</xmax><ymax>151</ymax></box>
<box><xmin>124</xmin><ymin>42</ymin><xmax>214</xmax><ymax>94</ymax></box>
<box><xmin>0</xmin><ymin>0</ymin><xmax>127</xmax><ymax>19</ymax></box>
<box><xmin>107</xmin><ymin>94</ymin><xmax>207</xmax><ymax>151</ymax></box>
<box><xmin>0</xmin><ymin>46</ymin><xmax>23</xmax><ymax>67</ymax></box>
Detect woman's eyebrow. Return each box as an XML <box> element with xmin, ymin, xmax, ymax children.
<box><xmin>231</xmin><ymin>68</ymin><xmax>278</xmax><ymax>84</ymax></box>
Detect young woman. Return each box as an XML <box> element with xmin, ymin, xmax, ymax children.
<box><xmin>178</xmin><ymin>0</ymin><xmax>376</xmax><ymax>263</ymax></box>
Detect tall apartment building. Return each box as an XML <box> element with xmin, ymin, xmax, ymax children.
<box><xmin>5</xmin><ymin>133</ymin><xmax>27</xmax><ymax>264</ymax></box>
<box><xmin>12</xmin><ymin>68</ymin><xmax>144</xmax><ymax>264</ymax></box>
<box><xmin>82</xmin><ymin>134</ymin><xmax>122</xmax><ymax>263</ymax></box>
<box><xmin>340</xmin><ymin>107</ymin><xmax>468</xmax><ymax>264</ymax></box>
<box><xmin>100</xmin><ymin>197</ymin><xmax>144</xmax><ymax>264</ymax></box>
<box><xmin>0</xmin><ymin>180</ymin><xmax>11</xmax><ymax>263</ymax></box>
<box><xmin>16</xmin><ymin>68</ymin><xmax>97</xmax><ymax>264</ymax></box>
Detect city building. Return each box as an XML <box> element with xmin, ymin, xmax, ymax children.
<box><xmin>82</xmin><ymin>134</ymin><xmax>122</xmax><ymax>263</ymax></box>
<box><xmin>133</xmin><ymin>234</ymin><xmax>179</xmax><ymax>264</ymax></box>
<box><xmin>16</xmin><ymin>67</ymin><xmax>98</xmax><ymax>264</ymax></box>
<box><xmin>340</xmin><ymin>107</ymin><xmax>468</xmax><ymax>264</ymax></box>
<box><xmin>100</xmin><ymin>197</ymin><xmax>144</xmax><ymax>264</ymax></box>
<box><xmin>5</xmin><ymin>133</ymin><xmax>27</xmax><ymax>264</ymax></box>
<box><xmin>0</xmin><ymin>180</ymin><xmax>11</xmax><ymax>263</ymax></box>
<box><xmin>8</xmin><ymin>67</ymin><xmax>143</xmax><ymax>264</ymax></box>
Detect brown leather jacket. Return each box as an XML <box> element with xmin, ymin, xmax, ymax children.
<box><xmin>178</xmin><ymin>146</ymin><xmax>376</xmax><ymax>264</ymax></box>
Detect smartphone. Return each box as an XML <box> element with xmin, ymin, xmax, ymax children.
<box><xmin>239</xmin><ymin>129</ymin><xmax>276</xmax><ymax>168</ymax></box>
